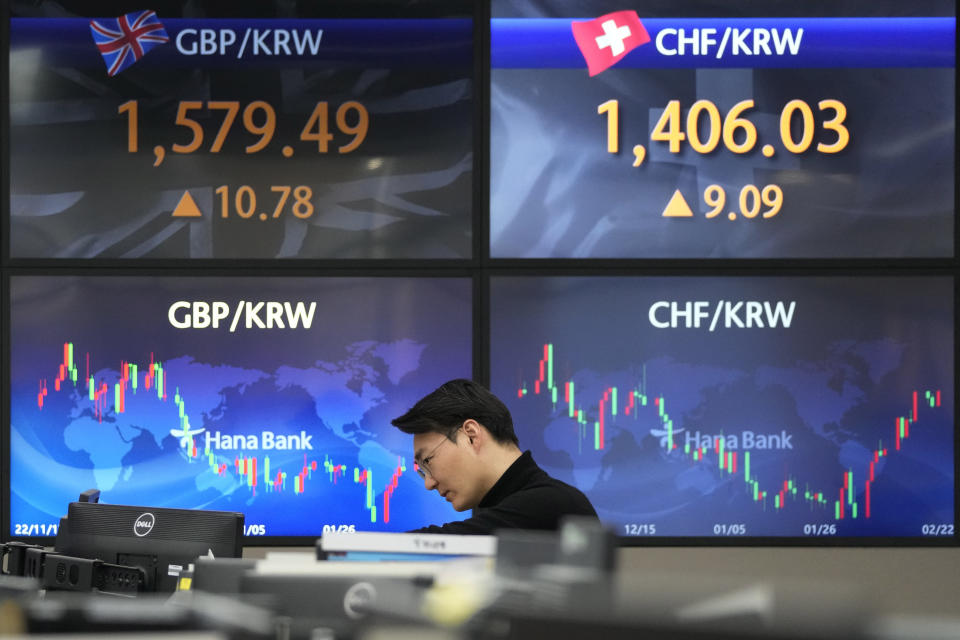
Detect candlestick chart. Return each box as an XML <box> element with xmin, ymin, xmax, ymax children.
<box><xmin>518</xmin><ymin>342</ymin><xmax>945</xmax><ymax>532</ymax></box>
<box><xmin>37</xmin><ymin>340</ymin><xmax>416</xmax><ymax>524</ymax></box>
<box><xmin>491</xmin><ymin>276</ymin><xmax>955</xmax><ymax>538</ymax></box>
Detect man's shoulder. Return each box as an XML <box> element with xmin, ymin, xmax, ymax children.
<box><xmin>524</xmin><ymin>465</ymin><xmax>583</xmax><ymax>492</ymax></box>
<box><xmin>509</xmin><ymin>473</ymin><xmax>598</xmax><ymax>515</ymax></box>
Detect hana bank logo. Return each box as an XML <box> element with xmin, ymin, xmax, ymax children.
<box><xmin>134</xmin><ymin>512</ymin><xmax>156</xmax><ymax>537</ymax></box>
<box><xmin>650</xmin><ymin>426</ymin><xmax>685</xmax><ymax>449</ymax></box>
<box><xmin>89</xmin><ymin>10</ymin><xmax>170</xmax><ymax>77</ymax></box>
<box><xmin>170</xmin><ymin>426</ymin><xmax>206</xmax><ymax>450</ymax></box>
<box><xmin>571</xmin><ymin>10</ymin><xmax>650</xmax><ymax>76</ymax></box>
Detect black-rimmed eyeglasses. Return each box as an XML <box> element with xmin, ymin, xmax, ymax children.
<box><xmin>415</xmin><ymin>428</ymin><xmax>460</xmax><ymax>480</ymax></box>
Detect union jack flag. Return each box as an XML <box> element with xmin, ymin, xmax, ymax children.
<box><xmin>89</xmin><ymin>10</ymin><xmax>169</xmax><ymax>77</ymax></box>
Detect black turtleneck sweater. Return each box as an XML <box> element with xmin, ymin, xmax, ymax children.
<box><xmin>409</xmin><ymin>451</ymin><xmax>598</xmax><ymax>535</ymax></box>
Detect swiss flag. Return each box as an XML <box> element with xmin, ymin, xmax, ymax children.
<box><xmin>571</xmin><ymin>11</ymin><xmax>650</xmax><ymax>76</ymax></box>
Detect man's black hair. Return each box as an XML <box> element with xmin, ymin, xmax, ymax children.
<box><xmin>391</xmin><ymin>379</ymin><xmax>520</xmax><ymax>446</ymax></box>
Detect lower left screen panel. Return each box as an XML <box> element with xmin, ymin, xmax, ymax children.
<box><xmin>8</xmin><ymin>274</ymin><xmax>473</xmax><ymax>538</ymax></box>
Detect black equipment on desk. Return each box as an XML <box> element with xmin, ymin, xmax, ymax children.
<box><xmin>54</xmin><ymin>501</ymin><xmax>245</xmax><ymax>592</ymax></box>
<box><xmin>1</xmin><ymin>542</ymin><xmax>45</xmax><ymax>578</ymax></box>
<box><xmin>192</xmin><ymin>556</ymin><xmax>258</xmax><ymax>594</ymax></box>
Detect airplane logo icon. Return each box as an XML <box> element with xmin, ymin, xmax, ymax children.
<box><xmin>170</xmin><ymin>426</ymin><xmax>205</xmax><ymax>448</ymax></box>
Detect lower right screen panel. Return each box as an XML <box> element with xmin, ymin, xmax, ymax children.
<box><xmin>490</xmin><ymin>275</ymin><xmax>955</xmax><ymax>540</ymax></box>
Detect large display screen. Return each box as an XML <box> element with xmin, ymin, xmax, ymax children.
<box><xmin>8</xmin><ymin>0</ymin><xmax>474</xmax><ymax>259</ymax></box>
<box><xmin>490</xmin><ymin>0</ymin><xmax>955</xmax><ymax>258</ymax></box>
<box><xmin>490</xmin><ymin>276</ymin><xmax>955</xmax><ymax>539</ymax></box>
<box><xmin>8</xmin><ymin>275</ymin><xmax>472</xmax><ymax>539</ymax></box>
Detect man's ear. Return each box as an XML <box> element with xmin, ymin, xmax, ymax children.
<box><xmin>461</xmin><ymin>419</ymin><xmax>482</xmax><ymax>445</ymax></box>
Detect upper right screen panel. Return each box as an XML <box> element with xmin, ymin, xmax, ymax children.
<box><xmin>490</xmin><ymin>1</ymin><xmax>956</xmax><ymax>258</ymax></box>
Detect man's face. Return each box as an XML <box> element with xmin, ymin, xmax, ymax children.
<box><xmin>413</xmin><ymin>428</ymin><xmax>483</xmax><ymax>511</ymax></box>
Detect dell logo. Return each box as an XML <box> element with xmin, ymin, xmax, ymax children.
<box><xmin>134</xmin><ymin>512</ymin><xmax>156</xmax><ymax>537</ymax></box>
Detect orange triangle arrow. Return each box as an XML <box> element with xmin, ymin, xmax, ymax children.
<box><xmin>172</xmin><ymin>190</ymin><xmax>203</xmax><ymax>218</ymax></box>
<box><xmin>661</xmin><ymin>189</ymin><xmax>694</xmax><ymax>218</ymax></box>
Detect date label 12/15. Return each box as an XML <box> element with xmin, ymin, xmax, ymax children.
<box><xmin>624</xmin><ymin>523</ymin><xmax>656</xmax><ymax>535</ymax></box>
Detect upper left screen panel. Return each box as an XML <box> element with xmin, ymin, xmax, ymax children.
<box><xmin>8</xmin><ymin>1</ymin><xmax>474</xmax><ymax>259</ymax></box>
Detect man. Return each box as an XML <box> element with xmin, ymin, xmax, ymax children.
<box><xmin>391</xmin><ymin>378</ymin><xmax>598</xmax><ymax>534</ymax></box>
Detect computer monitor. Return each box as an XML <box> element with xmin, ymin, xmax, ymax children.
<box><xmin>490</xmin><ymin>275</ymin><xmax>955</xmax><ymax>543</ymax></box>
<box><xmin>8</xmin><ymin>274</ymin><xmax>473</xmax><ymax>542</ymax></box>
<box><xmin>54</xmin><ymin>501</ymin><xmax>244</xmax><ymax>592</ymax></box>
<box><xmin>9</xmin><ymin>0</ymin><xmax>475</xmax><ymax>260</ymax></box>
<box><xmin>489</xmin><ymin>0</ymin><xmax>955</xmax><ymax>259</ymax></box>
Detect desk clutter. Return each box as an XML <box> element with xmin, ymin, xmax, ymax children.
<box><xmin>2</xmin><ymin>513</ymin><xmax>957</xmax><ymax>640</ymax></box>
